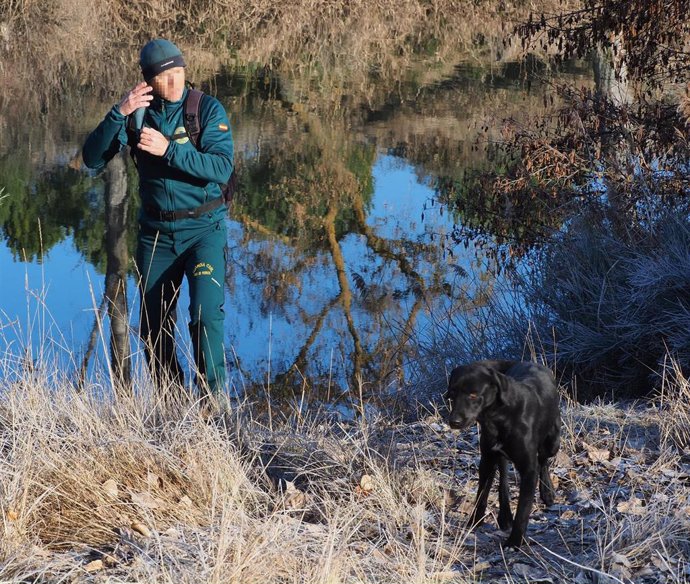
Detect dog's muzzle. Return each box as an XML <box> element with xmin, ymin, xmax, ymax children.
<box><xmin>448</xmin><ymin>416</ymin><xmax>472</xmax><ymax>430</ymax></box>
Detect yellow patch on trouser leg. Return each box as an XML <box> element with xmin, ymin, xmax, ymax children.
<box><xmin>192</xmin><ymin>262</ymin><xmax>214</xmax><ymax>277</ymax></box>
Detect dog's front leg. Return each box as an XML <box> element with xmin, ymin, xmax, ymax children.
<box><xmin>468</xmin><ymin>453</ymin><xmax>497</xmax><ymax>529</ymax></box>
<box><xmin>504</xmin><ymin>464</ymin><xmax>537</xmax><ymax>548</ymax></box>
<box><xmin>496</xmin><ymin>456</ymin><xmax>513</xmax><ymax>531</ymax></box>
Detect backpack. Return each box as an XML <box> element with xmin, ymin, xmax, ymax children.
<box><xmin>182</xmin><ymin>89</ymin><xmax>238</xmax><ymax>207</ymax></box>
<box><xmin>127</xmin><ymin>88</ymin><xmax>237</xmax><ymax>208</ymax></box>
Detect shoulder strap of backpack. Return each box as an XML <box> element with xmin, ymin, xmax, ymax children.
<box><xmin>126</xmin><ymin>113</ymin><xmax>136</xmax><ymax>135</ymax></box>
<box><xmin>184</xmin><ymin>88</ymin><xmax>205</xmax><ymax>149</ymax></box>
<box><xmin>183</xmin><ymin>87</ymin><xmax>238</xmax><ymax>205</ymax></box>
<box><xmin>126</xmin><ymin>114</ymin><xmax>139</xmax><ymax>167</ymax></box>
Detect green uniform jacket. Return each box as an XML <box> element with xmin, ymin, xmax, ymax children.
<box><xmin>83</xmin><ymin>87</ymin><xmax>234</xmax><ymax>232</ymax></box>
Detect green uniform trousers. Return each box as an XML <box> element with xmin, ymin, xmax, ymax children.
<box><xmin>136</xmin><ymin>220</ymin><xmax>227</xmax><ymax>395</ymax></box>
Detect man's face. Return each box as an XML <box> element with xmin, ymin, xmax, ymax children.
<box><xmin>150</xmin><ymin>67</ymin><xmax>185</xmax><ymax>102</ymax></box>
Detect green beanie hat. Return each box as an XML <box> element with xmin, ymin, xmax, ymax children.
<box><xmin>140</xmin><ymin>39</ymin><xmax>185</xmax><ymax>82</ymax></box>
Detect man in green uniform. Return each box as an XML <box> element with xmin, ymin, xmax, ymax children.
<box><xmin>83</xmin><ymin>39</ymin><xmax>233</xmax><ymax>402</ymax></box>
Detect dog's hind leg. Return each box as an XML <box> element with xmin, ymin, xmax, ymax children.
<box><xmin>538</xmin><ymin>429</ymin><xmax>559</xmax><ymax>507</ymax></box>
<box><xmin>538</xmin><ymin>457</ymin><xmax>556</xmax><ymax>506</ymax></box>
<box><xmin>467</xmin><ymin>454</ymin><xmax>497</xmax><ymax>529</ymax></box>
<box><xmin>497</xmin><ymin>456</ymin><xmax>513</xmax><ymax>530</ymax></box>
<box><xmin>505</xmin><ymin>463</ymin><xmax>537</xmax><ymax>548</ymax></box>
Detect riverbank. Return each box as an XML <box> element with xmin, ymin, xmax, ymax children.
<box><xmin>1</xmin><ymin>0</ymin><xmax>572</xmax><ymax>114</ymax></box>
<box><xmin>1</xmin><ymin>362</ymin><xmax>688</xmax><ymax>583</ymax></box>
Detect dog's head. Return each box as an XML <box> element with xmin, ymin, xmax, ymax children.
<box><xmin>444</xmin><ymin>363</ymin><xmax>509</xmax><ymax>429</ymax></box>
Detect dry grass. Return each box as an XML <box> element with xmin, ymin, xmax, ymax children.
<box><xmin>657</xmin><ymin>358</ymin><xmax>690</xmax><ymax>452</ymax></box>
<box><xmin>0</xmin><ymin>0</ymin><xmax>571</xmax><ymax>111</ymax></box>
<box><xmin>0</xmin><ymin>358</ymin><xmax>473</xmax><ymax>583</ymax></box>
<box><xmin>519</xmin><ymin>210</ymin><xmax>690</xmax><ymax>400</ymax></box>
<box><xmin>1</xmin><ymin>343</ymin><xmax>689</xmax><ymax>582</ymax></box>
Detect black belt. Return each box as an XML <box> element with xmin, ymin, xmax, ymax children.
<box><xmin>144</xmin><ymin>197</ymin><xmax>225</xmax><ymax>222</ymax></box>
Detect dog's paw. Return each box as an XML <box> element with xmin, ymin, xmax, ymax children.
<box><xmin>502</xmin><ymin>534</ymin><xmax>523</xmax><ymax>548</ymax></box>
<box><xmin>540</xmin><ymin>488</ymin><xmax>557</xmax><ymax>507</ymax></box>
<box><xmin>497</xmin><ymin>515</ymin><xmax>513</xmax><ymax>531</ymax></box>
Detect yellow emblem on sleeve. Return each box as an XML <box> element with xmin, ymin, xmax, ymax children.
<box><xmin>173</xmin><ymin>126</ymin><xmax>189</xmax><ymax>145</ymax></box>
<box><xmin>219</xmin><ymin>123</ymin><xmax>228</xmax><ymax>131</ymax></box>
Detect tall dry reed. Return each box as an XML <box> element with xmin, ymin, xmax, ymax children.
<box><xmin>0</xmin><ymin>0</ymin><xmax>567</xmax><ymax>111</ymax></box>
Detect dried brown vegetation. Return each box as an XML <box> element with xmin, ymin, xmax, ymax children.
<box><xmin>1</xmin><ymin>358</ymin><xmax>689</xmax><ymax>583</ymax></box>
<box><xmin>0</xmin><ymin>0</ymin><xmax>567</xmax><ymax>109</ymax></box>
<box><xmin>435</xmin><ymin>0</ymin><xmax>690</xmax><ymax>247</ymax></box>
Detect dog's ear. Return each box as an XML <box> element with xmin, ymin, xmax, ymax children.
<box><xmin>444</xmin><ymin>366</ymin><xmax>463</xmax><ymax>401</ymax></box>
<box><xmin>491</xmin><ymin>369</ymin><xmax>517</xmax><ymax>408</ymax></box>
<box><xmin>448</xmin><ymin>366</ymin><xmax>463</xmax><ymax>384</ymax></box>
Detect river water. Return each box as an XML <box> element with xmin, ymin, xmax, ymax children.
<box><xmin>0</xmin><ymin>60</ymin><xmax>589</xmax><ymax>398</ymax></box>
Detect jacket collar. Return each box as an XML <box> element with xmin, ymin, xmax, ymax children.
<box><xmin>150</xmin><ymin>86</ymin><xmax>188</xmax><ymax>112</ymax></box>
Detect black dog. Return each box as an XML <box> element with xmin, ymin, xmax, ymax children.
<box><xmin>445</xmin><ymin>360</ymin><xmax>561</xmax><ymax>547</ymax></box>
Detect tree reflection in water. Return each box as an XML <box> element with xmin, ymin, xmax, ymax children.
<box><xmin>103</xmin><ymin>151</ymin><xmax>132</xmax><ymax>394</ymax></box>
<box><xmin>230</xmin><ymin>111</ymin><xmax>444</xmax><ymax>398</ymax></box>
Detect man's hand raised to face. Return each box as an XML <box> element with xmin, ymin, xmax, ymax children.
<box><xmin>118</xmin><ymin>82</ymin><xmax>153</xmax><ymax>117</ymax></box>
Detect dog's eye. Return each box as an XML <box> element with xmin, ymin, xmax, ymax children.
<box><xmin>468</xmin><ymin>393</ymin><xmax>478</xmax><ymax>400</ymax></box>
